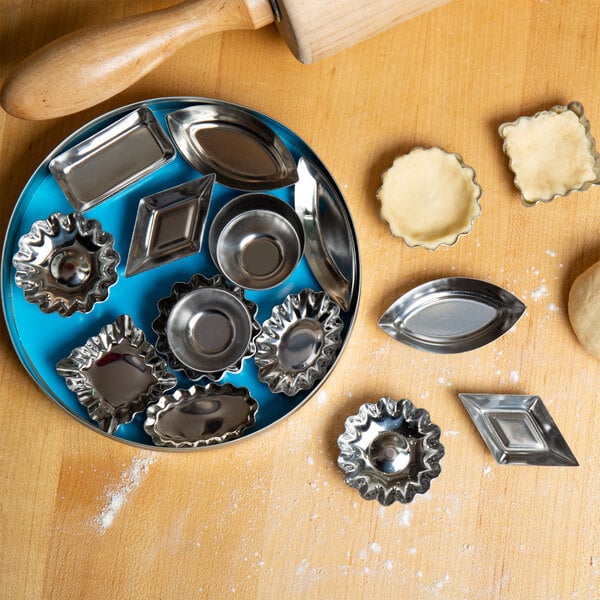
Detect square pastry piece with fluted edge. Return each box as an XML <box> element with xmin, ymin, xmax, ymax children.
<box><xmin>459</xmin><ymin>393</ymin><xmax>578</xmax><ymax>466</ymax></box>
<box><xmin>499</xmin><ymin>102</ymin><xmax>600</xmax><ymax>206</ymax></box>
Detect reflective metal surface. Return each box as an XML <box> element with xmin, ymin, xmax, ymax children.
<box><xmin>378</xmin><ymin>277</ymin><xmax>526</xmax><ymax>353</ymax></box>
<box><xmin>338</xmin><ymin>398</ymin><xmax>445</xmax><ymax>505</ymax></box>
<box><xmin>2</xmin><ymin>96</ymin><xmax>362</xmax><ymax>449</ymax></box>
<box><xmin>294</xmin><ymin>157</ymin><xmax>356</xmax><ymax>311</ymax></box>
<box><xmin>167</xmin><ymin>103</ymin><xmax>298</xmax><ymax>190</ymax></box>
<box><xmin>49</xmin><ymin>106</ymin><xmax>175</xmax><ymax>211</ymax></box>
<box><xmin>152</xmin><ymin>273</ymin><xmax>260</xmax><ymax>381</ymax></box>
<box><xmin>12</xmin><ymin>212</ymin><xmax>119</xmax><ymax>316</ymax></box>
<box><xmin>56</xmin><ymin>314</ymin><xmax>176</xmax><ymax>434</ymax></box>
<box><xmin>144</xmin><ymin>383</ymin><xmax>258</xmax><ymax>447</ymax></box>
<box><xmin>255</xmin><ymin>289</ymin><xmax>343</xmax><ymax>396</ymax></box>
<box><xmin>459</xmin><ymin>393</ymin><xmax>578</xmax><ymax>466</ymax></box>
<box><xmin>209</xmin><ymin>193</ymin><xmax>304</xmax><ymax>290</ymax></box>
<box><xmin>126</xmin><ymin>174</ymin><xmax>215</xmax><ymax>276</ymax></box>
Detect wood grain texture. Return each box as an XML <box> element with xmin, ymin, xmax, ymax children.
<box><xmin>1</xmin><ymin>1</ymin><xmax>600</xmax><ymax>598</ymax></box>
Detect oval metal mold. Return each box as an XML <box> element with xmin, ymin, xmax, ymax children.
<box><xmin>208</xmin><ymin>193</ymin><xmax>304</xmax><ymax>290</ymax></box>
<box><xmin>167</xmin><ymin>103</ymin><xmax>298</xmax><ymax>190</ymax></box>
<box><xmin>378</xmin><ymin>277</ymin><xmax>526</xmax><ymax>353</ymax></box>
<box><xmin>145</xmin><ymin>383</ymin><xmax>258</xmax><ymax>448</ymax></box>
<box><xmin>294</xmin><ymin>157</ymin><xmax>356</xmax><ymax>311</ymax></box>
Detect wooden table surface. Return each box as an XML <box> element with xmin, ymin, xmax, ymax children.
<box><xmin>2</xmin><ymin>1</ymin><xmax>600</xmax><ymax>598</ymax></box>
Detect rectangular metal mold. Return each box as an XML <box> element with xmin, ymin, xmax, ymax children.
<box><xmin>49</xmin><ymin>106</ymin><xmax>175</xmax><ymax>211</ymax></box>
<box><xmin>459</xmin><ymin>393</ymin><xmax>578</xmax><ymax>466</ymax></box>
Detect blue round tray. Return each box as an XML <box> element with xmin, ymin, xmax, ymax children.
<box><xmin>1</xmin><ymin>97</ymin><xmax>361</xmax><ymax>449</ymax></box>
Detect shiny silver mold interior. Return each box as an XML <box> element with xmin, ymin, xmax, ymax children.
<box><xmin>12</xmin><ymin>212</ymin><xmax>119</xmax><ymax>317</ymax></box>
<box><xmin>338</xmin><ymin>397</ymin><xmax>445</xmax><ymax>505</ymax></box>
<box><xmin>459</xmin><ymin>393</ymin><xmax>578</xmax><ymax>466</ymax></box>
<box><xmin>152</xmin><ymin>273</ymin><xmax>261</xmax><ymax>381</ymax></box>
<box><xmin>379</xmin><ymin>277</ymin><xmax>526</xmax><ymax>354</ymax></box>
<box><xmin>255</xmin><ymin>289</ymin><xmax>343</xmax><ymax>396</ymax></box>
<box><xmin>208</xmin><ymin>193</ymin><xmax>304</xmax><ymax>290</ymax></box>
<box><xmin>166</xmin><ymin>103</ymin><xmax>298</xmax><ymax>190</ymax></box>
<box><xmin>294</xmin><ymin>157</ymin><xmax>355</xmax><ymax>311</ymax></box>
<box><xmin>56</xmin><ymin>314</ymin><xmax>177</xmax><ymax>434</ymax></box>
<box><xmin>49</xmin><ymin>106</ymin><xmax>175</xmax><ymax>211</ymax></box>
<box><xmin>144</xmin><ymin>383</ymin><xmax>258</xmax><ymax>447</ymax></box>
<box><xmin>126</xmin><ymin>174</ymin><xmax>215</xmax><ymax>277</ymax></box>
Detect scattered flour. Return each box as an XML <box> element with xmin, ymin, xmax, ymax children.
<box><xmin>316</xmin><ymin>390</ymin><xmax>328</xmax><ymax>406</ymax></box>
<box><xmin>93</xmin><ymin>454</ymin><xmax>157</xmax><ymax>533</ymax></box>
<box><xmin>483</xmin><ymin>466</ymin><xmax>492</xmax><ymax>476</ymax></box>
<box><xmin>398</xmin><ymin>508</ymin><xmax>413</xmax><ymax>527</ymax></box>
<box><xmin>432</xmin><ymin>574</ymin><xmax>451</xmax><ymax>596</ymax></box>
<box><xmin>509</xmin><ymin>370</ymin><xmax>520</xmax><ymax>383</ymax></box>
<box><xmin>531</xmin><ymin>285</ymin><xmax>549</xmax><ymax>301</ymax></box>
<box><xmin>548</xmin><ymin>303</ymin><xmax>561</xmax><ymax>312</ymax></box>
<box><xmin>370</xmin><ymin>542</ymin><xmax>382</xmax><ymax>554</ymax></box>
<box><xmin>546</xmin><ymin>249</ymin><xmax>556</xmax><ymax>257</ymax></box>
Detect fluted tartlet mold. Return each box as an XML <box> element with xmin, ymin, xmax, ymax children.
<box><xmin>56</xmin><ymin>314</ymin><xmax>176</xmax><ymax>434</ymax></box>
<box><xmin>12</xmin><ymin>212</ymin><xmax>119</xmax><ymax>316</ymax></box>
<box><xmin>338</xmin><ymin>398</ymin><xmax>444</xmax><ymax>505</ymax></box>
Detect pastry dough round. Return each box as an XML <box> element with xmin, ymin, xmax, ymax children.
<box><xmin>378</xmin><ymin>147</ymin><xmax>481</xmax><ymax>249</ymax></box>
<box><xmin>568</xmin><ymin>259</ymin><xmax>600</xmax><ymax>358</ymax></box>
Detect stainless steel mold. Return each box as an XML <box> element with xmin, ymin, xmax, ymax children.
<box><xmin>144</xmin><ymin>383</ymin><xmax>258</xmax><ymax>447</ymax></box>
<box><xmin>294</xmin><ymin>157</ymin><xmax>355</xmax><ymax>311</ymax></box>
<box><xmin>376</xmin><ymin>147</ymin><xmax>482</xmax><ymax>250</ymax></box>
<box><xmin>208</xmin><ymin>193</ymin><xmax>304</xmax><ymax>290</ymax></box>
<box><xmin>49</xmin><ymin>106</ymin><xmax>175</xmax><ymax>211</ymax></box>
<box><xmin>166</xmin><ymin>103</ymin><xmax>298</xmax><ymax>190</ymax></box>
<box><xmin>459</xmin><ymin>393</ymin><xmax>578</xmax><ymax>466</ymax></box>
<box><xmin>126</xmin><ymin>174</ymin><xmax>215</xmax><ymax>277</ymax></box>
<box><xmin>12</xmin><ymin>212</ymin><xmax>119</xmax><ymax>317</ymax></box>
<box><xmin>56</xmin><ymin>314</ymin><xmax>177</xmax><ymax>434</ymax></box>
<box><xmin>379</xmin><ymin>277</ymin><xmax>526</xmax><ymax>353</ymax></box>
<box><xmin>152</xmin><ymin>273</ymin><xmax>261</xmax><ymax>380</ymax></box>
<box><xmin>255</xmin><ymin>288</ymin><xmax>343</xmax><ymax>395</ymax></box>
<box><xmin>498</xmin><ymin>102</ymin><xmax>600</xmax><ymax>206</ymax></box>
<box><xmin>338</xmin><ymin>397</ymin><xmax>445</xmax><ymax>505</ymax></box>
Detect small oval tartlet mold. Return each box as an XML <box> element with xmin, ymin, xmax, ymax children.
<box><xmin>144</xmin><ymin>383</ymin><xmax>258</xmax><ymax>447</ymax></box>
<box><xmin>498</xmin><ymin>102</ymin><xmax>600</xmax><ymax>206</ymax></box>
<box><xmin>377</xmin><ymin>146</ymin><xmax>482</xmax><ymax>250</ymax></box>
<box><xmin>254</xmin><ymin>288</ymin><xmax>344</xmax><ymax>396</ymax></box>
<box><xmin>152</xmin><ymin>273</ymin><xmax>261</xmax><ymax>381</ymax></box>
<box><xmin>12</xmin><ymin>211</ymin><xmax>119</xmax><ymax>317</ymax></box>
<box><xmin>337</xmin><ymin>397</ymin><xmax>444</xmax><ymax>505</ymax></box>
<box><xmin>56</xmin><ymin>314</ymin><xmax>177</xmax><ymax>434</ymax></box>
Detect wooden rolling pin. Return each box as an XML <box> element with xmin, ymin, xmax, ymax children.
<box><xmin>0</xmin><ymin>0</ymin><xmax>451</xmax><ymax>120</ymax></box>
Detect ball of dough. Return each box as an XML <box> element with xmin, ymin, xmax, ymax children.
<box><xmin>568</xmin><ymin>260</ymin><xmax>600</xmax><ymax>358</ymax></box>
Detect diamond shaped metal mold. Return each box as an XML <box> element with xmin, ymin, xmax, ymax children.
<box><xmin>459</xmin><ymin>393</ymin><xmax>578</xmax><ymax>466</ymax></box>
<box><xmin>125</xmin><ymin>174</ymin><xmax>215</xmax><ymax>276</ymax></box>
